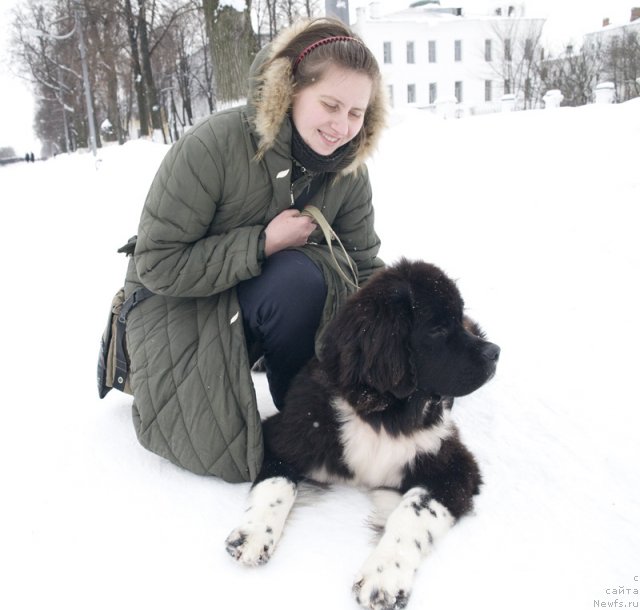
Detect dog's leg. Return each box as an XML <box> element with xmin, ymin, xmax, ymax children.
<box><xmin>353</xmin><ymin>487</ymin><xmax>454</xmax><ymax>610</ymax></box>
<box><xmin>225</xmin><ymin>476</ymin><xmax>297</xmax><ymax>566</ymax></box>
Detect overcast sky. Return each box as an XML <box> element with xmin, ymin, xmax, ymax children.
<box><xmin>0</xmin><ymin>0</ymin><xmax>636</xmax><ymax>153</ymax></box>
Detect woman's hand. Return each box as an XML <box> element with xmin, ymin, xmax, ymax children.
<box><xmin>264</xmin><ymin>209</ymin><xmax>317</xmax><ymax>257</ymax></box>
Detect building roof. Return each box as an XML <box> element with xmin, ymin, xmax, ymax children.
<box><xmin>584</xmin><ymin>18</ymin><xmax>640</xmax><ymax>37</ymax></box>
<box><xmin>358</xmin><ymin>3</ymin><xmax>543</xmax><ymax>26</ymax></box>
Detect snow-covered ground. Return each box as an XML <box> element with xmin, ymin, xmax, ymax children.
<box><xmin>1</xmin><ymin>100</ymin><xmax>639</xmax><ymax>610</ymax></box>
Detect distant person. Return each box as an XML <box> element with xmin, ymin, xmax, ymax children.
<box><xmin>30</xmin><ymin>152</ymin><xmax>35</xmax><ymax>162</ymax></box>
<box><xmin>25</xmin><ymin>153</ymin><xmax>30</xmax><ymax>163</ymax></box>
<box><xmin>117</xmin><ymin>18</ymin><xmax>387</xmax><ymax>482</ymax></box>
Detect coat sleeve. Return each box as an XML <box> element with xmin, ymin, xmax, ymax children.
<box><xmin>331</xmin><ymin>166</ymin><xmax>385</xmax><ymax>284</ymax></box>
<box><xmin>134</xmin><ymin>129</ymin><xmax>265</xmax><ymax>297</ymax></box>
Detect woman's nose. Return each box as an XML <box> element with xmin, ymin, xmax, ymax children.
<box><xmin>331</xmin><ymin>112</ymin><xmax>349</xmax><ymax>136</ymax></box>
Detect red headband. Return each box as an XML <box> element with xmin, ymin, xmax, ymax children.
<box><xmin>293</xmin><ymin>36</ymin><xmax>362</xmax><ymax>72</ymax></box>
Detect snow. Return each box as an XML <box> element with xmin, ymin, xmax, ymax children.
<box><xmin>1</xmin><ymin>100</ymin><xmax>639</xmax><ymax>610</ymax></box>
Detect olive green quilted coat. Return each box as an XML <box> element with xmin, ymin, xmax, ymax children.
<box><xmin>122</xmin><ymin>22</ymin><xmax>387</xmax><ymax>482</ymax></box>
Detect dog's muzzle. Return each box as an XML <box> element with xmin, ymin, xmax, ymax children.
<box><xmin>482</xmin><ymin>342</ymin><xmax>501</xmax><ymax>362</ymax></box>
<box><xmin>482</xmin><ymin>342</ymin><xmax>500</xmax><ymax>380</ymax></box>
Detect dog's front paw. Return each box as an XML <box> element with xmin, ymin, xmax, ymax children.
<box><xmin>225</xmin><ymin>524</ymin><xmax>277</xmax><ymax>566</ymax></box>
<box><xmin>225</xmin><ymin>477</ymin><xmax>297</xmax><ymax>567</ymax></box>
<box><xmin>352</xmin><ymin>557</ymin><xmax>413</xmax><ymax>610</ymax></box>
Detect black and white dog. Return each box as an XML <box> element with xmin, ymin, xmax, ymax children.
<box><xmin>226</xmin><ymin>259</ymin><xmax>500</xmax><ymax>610</ymax></box>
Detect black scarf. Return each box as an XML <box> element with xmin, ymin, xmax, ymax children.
<box><xmin>290</xmin><ymin>123</ymin><xmax>355</xmax><ymax>177</ymax></box>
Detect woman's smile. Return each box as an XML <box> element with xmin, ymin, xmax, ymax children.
<box><xmin>292</xmin><ymin>64</ymin><xmax>372</xmax><ymax>155</ymax></box>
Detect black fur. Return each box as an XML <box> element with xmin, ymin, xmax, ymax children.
<box><xmin>257</xmin><ymin>259</ymin><xmax>498</xmax><ymax>515</ymax></box>
<box><xmin>235</xmin><ymin>260</ymin><xmax>499</xmax><ymax>608</ymax></box>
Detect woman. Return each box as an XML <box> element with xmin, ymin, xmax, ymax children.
<box><xmin>122</xmin><ymin>18</ymin><xmax>387</xmax><ymax>482</ymax></box>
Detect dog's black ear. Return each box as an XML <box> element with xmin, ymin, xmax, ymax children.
<box><xmin>322</xmin><ymin>282</ymin><xmax>417</xmax><ymax>400</ymax></box>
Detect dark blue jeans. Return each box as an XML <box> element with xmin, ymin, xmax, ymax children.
<box><xmin>237</xmin><ymin>250</ymin><xmax>327</xmax><ymax>410</ymax></box>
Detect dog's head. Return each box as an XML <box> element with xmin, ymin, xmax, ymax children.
<box><xmin>320</xmin><ymin>259</ymin><xmax>499</xmax><ymax>410</ymax></box>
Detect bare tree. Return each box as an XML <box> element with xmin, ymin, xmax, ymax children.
<box><xmin>152</xmin><ymin>1</ymin><xmax>207</xmax><ymax>138</ymax></box>
<box><xmin>487</xmin><ymin>18</ymin><xmax>546</xmax><ymax>108</ymax></box>
<box><xmin>0</xmin><ymin>147</ymin><xmax>18</xmax><ymax>159</ymax></box>
<box><xmin>605</xmin><ymin>30</ymin><xmax>640</xmax><ymax>101</ymax></box>
<box><xmin>10</xmin><ymin>0</ymin><xmax>99</xmax><ymax>152</ymax></box>
<box><xmin>81</xmin><ymin>0</ymin><xmax>129</xmax><ymax>144</ymax></box>
<box><xmin>122</xmin><ymin>0</ymin><xmax>150</xmax><ymax>136</ymax></box>
<box><xmin>538</xmin><ymin>30</ymin><xmax>639</xmax><ymax>107</ymax></box>
<box><xmin>280</xmin><ymin>0</ymin><xmax>319</xmax><ymax>25</ymax></box>
<box><xmin>253</xmin><ymin>0</ymin><xmax>319</xmax><ymax>43</ymax></box>
<box><xmin>10</xmin><ymin>0</ymin><xmax>331</xmax><ymax>153</ymax></box>
<box><xmin>539</xmin><ymin>41</ymin><xmax>605</xmax><ymax>106</ymax></box>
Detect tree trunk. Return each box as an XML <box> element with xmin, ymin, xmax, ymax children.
<box><xmin>204</xmin><ymin>0</ymin><xmax>253</xmax><ymax>103</ymax></box>
<box><xmin>124</xmin><ymin>0</ymin><xmax>150</xmax><ymax>136</ymax></box>
<box><xmin>138</xmin><ymin>0</ymin><xmax>165</xmax><ymax>141</ymax></box>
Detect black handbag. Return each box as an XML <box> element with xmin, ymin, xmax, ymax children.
<box><xmin>97</xmin><ymin>286</ymin><xmax>153</xmax><ymax>398</ymax></box>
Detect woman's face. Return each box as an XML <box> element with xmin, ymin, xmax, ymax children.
<box><xmin>291</xmin><ymin>64</ymin><xmax>373</xmax><ymax>156</ymax></box>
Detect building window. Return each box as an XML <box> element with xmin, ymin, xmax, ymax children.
<box><xmin>454</xmin><ymin>81</ymin><xmax>463</xmax><ymax>103</ymax></box>
<box><xmin>454</xmin><ymin>40</ymin><xmax>462</xmax><ymax>62</ymax></box>
<box><xmin>504</xmin><ymin>79</ymin><xmax>511</xmax><ymax>94</ymax></box>
<box><xmin>504</xmin><ymin>38</ymin><xmax>512</xmax><ymax>61</ymax></box>
<box><xmin>525</xmin><ymin>38</ymin><xmax>534</xmax><ymax>60</ymax></box>
<box><xmin>428</xmin><ymin>40</ymin><xmax>437</xmax><ymax>63</ymax></box>
<box><xmin>387</xmin><ymin>84</ymin><xmax>394</xmax><ymax>107</ymax></box>
<box><xmin>429</xmin><ymin>82</ymin><xmax>437</xmax><ymax>104</ymax></box>
<box><xmin>485</xmin><ymin>80</ymin><xmax>492</xmax><ymax>102</ymax></box>
<box><xmin>407</xmin><ymin>84</ymin><xmax>416</xmax><ymax>103</ymax></box>
<box><xmin>485</xmin><ymin>39</ymin><xmax>492</xmax><ymax>62</ymax></box>
<box><xmin>383</xmin><ymin>41</ymin><xmax>392</xmax><ymax>64</ymax></box>
<box><xmin>407</xmin><ymin>41</ymin><xmax>415</xmax><ymax>64</ymax></box>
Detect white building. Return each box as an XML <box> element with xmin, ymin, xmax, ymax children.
<box><xmin>353</xmin><ymin>1</ymin><xmax>546</xmax><ymax>114</ymax></box>
<box><xmin>583</xmin><ymin>8</ymin><xmax>640</xmax><ymax>102</ymax></box>
<box><xmin>584</xmin><ymin>8</ymin><xmax>640</xmax><ymax>46</ymax></box>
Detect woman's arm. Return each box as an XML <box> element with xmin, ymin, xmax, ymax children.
<box><xmin>134</xmin><ymin>128</ymin><xmax>265</xmax><ymax>298</ymax></box>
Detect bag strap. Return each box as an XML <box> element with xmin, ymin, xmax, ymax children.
<box><xmin>118</xmin><ymin>286</ymin><xmax>154</xmax><ymax>324</ymax></box>
<box><xmin>301</xmin><ymin>205</ymin><xmax>359</xmax><ymax>291</ymax></box>
<box><xmin>113</xmin><ymin>287</ymin><xmax>154</xmax><ymax>391</ymax></box>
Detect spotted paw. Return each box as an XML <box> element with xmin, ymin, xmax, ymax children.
<box><xmin>225</xmin><ymin>525</ymin><xmax>276</xmax><ymax>566</ymax></box>
<box><xmin>352</xmin><ymin>557</ymin><xmax>413</xmax><ymax>610</ymax></box>
<box><xmin>225</xmin><ymin>477</ymin><xmax>297</xmax><ymax>567</ymax></box>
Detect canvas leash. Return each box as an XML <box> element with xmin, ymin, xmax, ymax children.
<box><xmin>301</xmin><ymin>205</ymin><xmax>359</xmax><ymax>291</ymax></box>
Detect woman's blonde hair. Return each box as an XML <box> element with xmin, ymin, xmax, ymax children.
<box><xmin>268</xmin><ymin>18</ymin><xmax>382</xmax><ymax>157</ymax></box>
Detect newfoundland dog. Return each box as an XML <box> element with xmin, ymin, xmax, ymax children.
<box><xmin>226</xmin><ymin>259</ymin><xmax>499</xmax><ymax>610</ymax></box>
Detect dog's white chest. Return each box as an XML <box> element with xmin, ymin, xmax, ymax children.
<box><xmin>327</xmin><ymin>398</ymin><xmax>454</xmax><ymax>488</ymax></box>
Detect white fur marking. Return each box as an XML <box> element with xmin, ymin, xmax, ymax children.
<box><xmin>332</xmin><ymin>397</ymin><xmax>454</xmax><ymax>488</ymax></box>
<box><xmin>367</xmin><ymin>489</ymin><xmax>403</xmax><ymax>532</ymax></box>
<box><xmin>225</xmin><ymin>477</ymin><xmax>297</xmax><ymax>566</ymax></box>
<box><xmin>353</xmin><ymin>487</ymin><xmax>454</xmax><ymax>610</ymax></box>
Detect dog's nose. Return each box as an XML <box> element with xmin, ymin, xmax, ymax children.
<box><xmin>482</xmin><ymin>342</ymin><xmax>501</xmax><ymax>362</ymax></box>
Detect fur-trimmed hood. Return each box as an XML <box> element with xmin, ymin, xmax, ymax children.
<box><xmin>247</xmin><ymin>21</ymin><xmax>388</xmax><ymax>176</ymax></box>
